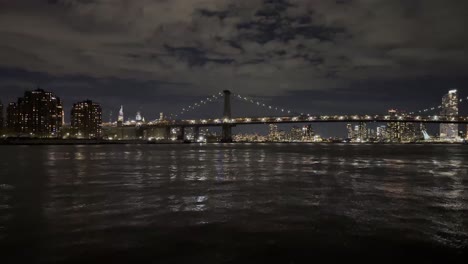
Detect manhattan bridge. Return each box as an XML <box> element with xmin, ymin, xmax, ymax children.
<box><xmin>136</xmin><ymin>90</ymin><xmax>468</xmax><ymax>142</ymax></box>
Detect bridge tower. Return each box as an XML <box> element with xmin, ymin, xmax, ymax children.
<box><xmin>221</xmin><ymin>90</ymin><xmax>233</xmax><ymax>142</ymax></box>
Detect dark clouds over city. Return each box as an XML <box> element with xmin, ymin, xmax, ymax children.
<box><xmin>1</xmin><ymin>0</ymin><xmax>467</xmax><ymax>121</ymax></box>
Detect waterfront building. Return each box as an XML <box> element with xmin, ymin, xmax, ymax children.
<box><xmin>289</xmin><ymin>126</ymin><xmax>302</xmax><ymax>141</ymax></box>
<box><xmin>6</xmin><ymin>102</ymin><xmax>19</xmax><ymax>134</ymax></box>
<box><xmin>6</xmin><ymin>88</ymin><xmax>63</xmax><ymax>137</ymax></box>
<box><xmin>71</xmin><ymin>100</ymin><xmax>103</xmax><ymax>139</ymax></box>
<box><xmin>376</xmin><ymin>125</ymin><xmax>387</xmax><ymax>141</ymax></box>
<box><xmin>302</xmin><ymin>125</ymin><xmax>314</xmax><ymax>141</ymax></box>
<box><xmin>268</xmin><ymin>124</ymin><xmax>278</xmax><ymax>141</ymax></box>
<box><xmin>385</xmin><ymin>109</ymin><xmax>421</xmax><ymax>142</ymax></box>
<box><xmin>440</xmin><ymin>89</ymin><xmax>459</xmax><ymax>140</ymax></box>
<box><xmin>353</xmin><ymin>122</ymin><xmax>367</xmax><ymax>142</ymax></box>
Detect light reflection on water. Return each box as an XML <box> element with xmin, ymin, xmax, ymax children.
<box><xmin>0</xmin><ymin>144</ymin><xmax>467</xmax><ymax>262</ymax></box>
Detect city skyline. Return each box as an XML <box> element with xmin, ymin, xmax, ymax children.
<box><xmin>1</xmin><ymin>87</ymin><xmax>467</xmax><ymax>141</ymax></box>
<box><xmin>1</xmin><ymin>1</ymin><xmax>468</xmax><ymax>119</ymax></box>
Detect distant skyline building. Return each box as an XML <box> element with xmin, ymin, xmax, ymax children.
<box><xmin>136</xmin><ymin>111</ymin><xmax>142</xmax><ymax>122</ymax></box>
<box><xmin>268</xmin><ymin>124</ymin><xmax>278</xmax><ymax>141</ymax></box>
<box><xmin>346</xmin><ymin>124</ymin><xmax>353</xmax><ymax>139</ymax></box>
<box><xmin>376</xmin><ymin>125</ymin><xmax>387</xmax><ymax>141</ymax></box>
<box><xmin>117</xmin><ymin>105</ymin><xmax>124</xmax><ymax>127</ymax></box>
<box><xmin>440</xmin><ymin>89</ymin><xmax>459</xmax><ymax>139</ymax></box>
<box><xmin>302</xmin><ymin>125</ymin><xmax>314</xmax><ymax>141</ymax></box>
<box><xmin>71</xmin><ymin>100</ymin><xmax>102</xmax><ymax>139</ymax></box>
<box><xmin>289</xmin><ymin>126</ymin><xmax>302</xmax><ymax>141</ymax></box>
<box><xmin>6</xmin><ymin>89</ymin><xmax>63</xmax><ymax>137</ymax></box>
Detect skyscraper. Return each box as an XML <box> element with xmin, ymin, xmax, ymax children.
<box><xmin>346</xmin><ymin>124</ymin><xmax>353</xmax><ymax>139</ymax></box>
<box><xmin>386</xmin><ymin>109</ymin><xmax>416</xmax><ymax>142</ymax></box>
<box><xmin>289</xmin><ymin>126</ymin><xmax>302</xmax><ymax>141</ymax></box>
<box><xmin>440</xmin><ymin>89</ymin><xmax>458</xmax><ymax>139</ymax></box>
<box><xmin>6</xmin><ymin>89</ymin><xmax>63</xmax><ymax>137</ymax></box>
<box><xmin>71</xmin><ymin>100</ymin><xmax>103</xmax><ymax>139</ymax></box>
<box><xmin>302</xmin><ymin>125</ymin><xmax>314</xmax><ymax>141</ymax></box>
<box><xmin>268</xmin><ymin>124</ymin><xmax>278</xmax><ymax>141</ymax></box>
<box><xmin>6</xmin><ymin>102</ymin><xmax>19</xmax><ymax>134</ymax></box>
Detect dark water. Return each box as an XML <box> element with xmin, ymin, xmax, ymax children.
<box><xmin>0</xmin><ymin>144</ymin><xmax>467</xmax><ymax>263</ymax></box>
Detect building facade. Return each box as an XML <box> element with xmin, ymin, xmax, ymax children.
<box><xmin>440</xmin><ymin>89</ymin><xmax>459</xmax><ymax>139</ymax></box>
<box><xmin>386</xmin><ymin>109</ymin><xmax>421</xmax><ymax>142</ymax></box>
<box><xmin>71</xmin><ymin>100</ymin><xmax>103</xmax><ymax>139</ymax></box>
<box><xmin>6</xmin><ymin>89</ymin><xmax>63</xmax><ymax>137</ymax></box>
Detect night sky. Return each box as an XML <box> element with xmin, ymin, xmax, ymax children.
<box><xmin>1</xmin><ymin>0</ymin><xmax>467</xmax><ymax>132</ymax></box>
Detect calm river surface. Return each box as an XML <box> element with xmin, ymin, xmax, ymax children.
<box><xmin>0</xmin><ymin>144</ymin><xmax>467</xmax><ymax>263</ymax></box>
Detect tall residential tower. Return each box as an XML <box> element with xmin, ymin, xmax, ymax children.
<box><xmin>71</xmin><ymin>100</ymin><xmax>103</xmax><ymax>139</ymax></box>
<box><xmin>6</xmin><ymin>89</ymin><xmax>63</xmax><ymax>137</ymax></box>
<box><xmin>440</xmin><ymin>89</ymin><xmax>458</xmax><ymax>140</ymax></box>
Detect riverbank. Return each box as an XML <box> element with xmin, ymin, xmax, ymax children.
<box><xmin>0</xmin><ymin>138</ymin><xmax>149</xmax><ymax>145</ymax></box>
<box><xmin>1</xmin><ymin>138</ymin><xmax>466</xmax><ymax>145</ymax></box>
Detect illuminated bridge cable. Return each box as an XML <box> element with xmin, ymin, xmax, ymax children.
<box><xmin>408</xmin><ymin>95</ymin><xmax>468</xmax><ymax>115</ymax></box>
<box><xmin>165</xmin><ymin>92</ymin><xmax>224</xmax><ymax>120</ymax></box>
<box><xmin>232</xmin><ymin>92</ymin><xmax>305</xmax><ymax>117</ymax></box>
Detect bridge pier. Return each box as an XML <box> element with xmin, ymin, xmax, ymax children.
<box><xmin>164</xmin><ymin>126</ymin><xmax>171</xmax><ymax>140</ymax></box>
<box><xmin>177</xmin><ymin>127</ymin><xmax>185</xmax><ymax>141</ymax></box>
<box><xmin>194</xmin><ymin>126</ymin><xmax>200</xmax><ymax>142</ymax></box>
<box><xmin>221</xmin><ymin>90</ymin><xmax>233</xmax><ymax>142</ymax></box>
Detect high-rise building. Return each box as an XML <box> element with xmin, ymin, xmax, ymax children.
<box><xmin>354</xmin><ymin>122</ymin><xmax>367</xmax><ymax>142</ymax></box>
<box><xmin>6</xmin><ymin>102</ymin><xmax>19</xmax><ymax>134</ymax></box>
<box><xmin>6</xmin><ymin>89</ymin><xmax>63</xmax><ymax>137</ymax></box>
<box><xmin>440</xmin><ymin>89</ymin><xmax>458</xmax><ymax>139</ymax></box>
<box><xmin>268</xmin><ymin>124</ymin><xmax>278</xmax><ymax>141</ymax></box>
<box><xmin>386</xmin><ymin>109</ymin><xmax>420</xmax><ymax>142</ymax></box>
<box><xmin>346</xmin><ymin>124</ymin><xmax>353</xmax><ymax>139</ymax></box>
<box><xmin>302</xmin><ymin>125</ymin><xmax>314</xmax><ymax>141</ymax></box>
<box><xmin>376</xmin><ymin>125</ymin><xmax>387</xmax><ymax>141</ymax></box>
<box><xmin>71</xmin><ymin>100</ymin><xmax>103</xmax><ymax>139</ymax></box>
<box><xmin>289</xmin><ymin>126</ymin><xmax>302</xmax><ymax>141</ymax></box>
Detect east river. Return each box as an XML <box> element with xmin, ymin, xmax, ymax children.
<box><xmin>0</xmin><ymin>144</ymin><xmax>467</xmax><ymax>263</ymax></box>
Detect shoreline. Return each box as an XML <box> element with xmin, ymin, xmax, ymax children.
<box><xmin>0</xmin><ymin>139</ymin><xmax>466</xmax><ymax>145</ymax></box>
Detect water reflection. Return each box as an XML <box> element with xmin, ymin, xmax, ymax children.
<box><xmin>0</xmin><ymin>144</ymin><xmax>467</xmax><ymax>262</ymax></box>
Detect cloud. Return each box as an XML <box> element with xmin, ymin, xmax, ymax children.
<box><xmin>0</xmin><ymin>0</ymin><xmax>467</xmax><ymax>99</ymax></box>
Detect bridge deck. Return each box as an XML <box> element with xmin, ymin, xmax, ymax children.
<box><xmin>147</xmin><ymin>115</ymin><xmax>468</xmax><ymax>127</ymax></box>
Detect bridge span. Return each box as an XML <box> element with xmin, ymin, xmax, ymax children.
<box><xmin>141</xmin><ymin>90</ymin><xmax>467</xmax><ymax>142</ymax></box>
